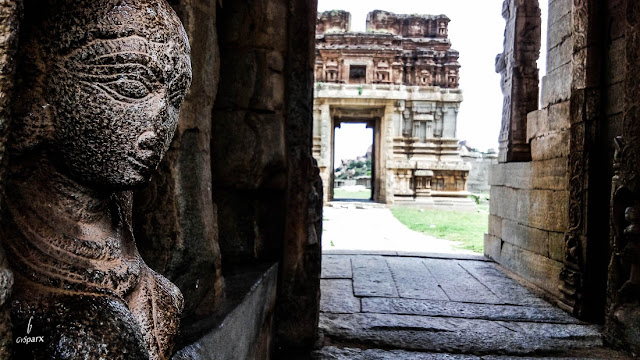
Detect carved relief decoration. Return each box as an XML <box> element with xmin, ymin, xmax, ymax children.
<box><xmin>605</xmin><ymin>0</ymin><xmax>640</xmax><ymax>352</ymax></box>
<box><xmin>0</xmin><ymin>1</ymin><xmax>192</xmax><ymax>359</ymax></box>
<box><xmin>558</xmin><ymin>0</ymin><xmax>596</xmax><ymax>318</ymax></box>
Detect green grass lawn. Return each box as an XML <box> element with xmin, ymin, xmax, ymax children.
<box><xmin>333</xmin><ymin>188</ymin><xmax>371</xmax><ymax>200</ymax></box>
<box><xmin>391</xmin><ymin>206</ymin><xmax>488</xmax><ymax>253</ymax></box>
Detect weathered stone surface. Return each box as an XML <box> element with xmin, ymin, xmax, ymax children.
<box><xmin>501</xmin><ymin>219</ymin><xmax>549</xmax><ymax>257</ymax></box>
<box><xmin>422</xmin><ymin>259</ymin><xmax>502</xmax><ymax>304</ymax></box>
<box><xmin>531</xmin><ymin>158</ymin><xmax>569</xmax><ymax>191</ymax></box>
<box><xmin>548</xmin><ymin>0</ymin><xmax>572</xmax><ymax>28</ymax></box>
<box><xmin>316</xmin><ymin>10</ymin><xmax>350</xmax><ymax>34</ymax></box>
<box><xmin>324</xmin><ymin>249</ymin><xmax>398</xmax><ymax>256</ymax></box>
<box><xmin>547</xmin><ymin>33</ymin><xmax>573</xmax><ymax>74</ymax></box>
<box><xmin>547</xmin><ymin>12</ymin><xmax>571</xmax><ymax>51</ymax></box>
<box><xmin>313</xmin><ymin>346</ymin><xmax>480</xmax><ymax>360</ymax></box>
<box><xmin>394</xmin><ymin>252</ymin><xmax>488</xmax><ymax>261</ymax></box>
<box><xmin>548</xmin><ymin>231</ymin><xmax>565</xmax><ymax>262</ymax></box>
<box><xmin>606</xmin><ymin>81</ymin><xmax>625</xmax><ymax>117</ymax></box>
<box><xmin>488</xmin><ymin>215</ymin><xmax>502</xmax><ymax>239</ymax></box>
<box><xmin>484</xmin><ymin>234</ymin><xmax>502</xmax><ymax>262</ymax></box>
<box><xmin>530</xmin><ymin>129</ymin><xmax>571</xmax><ymax>161</ymax></box>
<box><xmin>3</xmin><ymin>1</ymin><xmax>192</xmax><ymax>359</ymax></box>
<box><xmin>320</xmin><ymin>279</ymin><xmax>361</xmax><ymax>313</ymax></box>
<box><xmin>211</xmin><ymin>111</ymin><xmax>287</xmax><ymax>189</ymax></box>
<box><xmin>458</xmin><ymin>261</ymin><xmax>550</xmax><ymax>307</ymax></box>
<box><xmin>527</xmin><ymin>109</ymin><xmax>545</xmax><ymax>142</ymax></box>
<box><xmin>173</xmin><ymin>264</ymin><xmax>278</xmax><ymax>360</ymax></box>
<box><xmin>361</xmin><ymin>297</ymin><xmax>576</xmax><ymax>323</ymax></box>
<box><xmin>314</xmin><ymin>346</ymin><xmax>631</xmax><ymax>360</ymax></box>
<box><xmin>490</xmin><ymin>186</ymin><xmax>517</xmax><ymax>219</ymax></box>
<box><xmin>528</xmin><ymin>189</ymin><xmax>569</xmax><ymax>232</ymax></box>
<box><xmin>352</xmin><ymin>256</ymin><xmax>398</xmax><ymax>297</ymax></box>
<box><xmin>541</xmin><ymin>62</ymin><xmax>572</xmax><ymax>107</ymax></box>
<box><xmin>528</xmin><ymin>102</ymin><xmax>571</xmax><ymax>142</ymax></box>
<box><xmin>385</xmin><ymin>257</ymin><xmax>448</xmax><ymax>301</ymax></box>
<box><xmin>495</xmin><ymin>0</ymin><xmax>540</xmax><ymax>162</ymax></box>
<box><xmin>488</xmin><ymin>162</ymin><xmax>532</xmax><ymax>189</ymax></box>
<box><xmin>320</xmin><ymin>313</ymin><xmax>601</xmax><ymax>355</ymax></box>
<box><xmin>321</xmin><ymin>255</ymin><xmax>353</xmax><ymax>279</ymax></box>
<box><xmin>607</xmin><ymin>38</ymin><xmax>625</xmax><ymax>85</ymax></box>
<box><xmin>274</xmin><ymin>0</ymin><xmax>323</xmax><ymax>354</ymax></box>
<box><xmin>498</xmin><ymin>242</ymin><xmax>563</xmax><ymax>298</ymax></box>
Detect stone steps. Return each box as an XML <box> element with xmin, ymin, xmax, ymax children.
<box><xmin>313</xmin><ymin>346</ymin><xmax>630</xmax><ymax>360</ymax></box>
<box><xmin>316</xmin><ymin>254</ymin><xmax>631</xmax><ymax>359</ymax></box>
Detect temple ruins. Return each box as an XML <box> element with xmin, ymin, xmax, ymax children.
<box><xmin>0</xmin><ymin>0</ymin><xmax>640</xmax><ymax>359</ymax></box>
<box><xmin>313</xmin><ymin>10</ymin><xmax>470</xmax><ymax>204</ymax></box>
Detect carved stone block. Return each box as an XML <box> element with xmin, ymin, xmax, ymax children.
<box><xmin>1</xmin><ymin>1</ymin><xmax>192</xmax><ymax>359</ymax></box>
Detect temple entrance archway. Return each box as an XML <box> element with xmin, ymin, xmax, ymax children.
<box><xmin>332</xmin><ymin>121</ymin><xmax>375</xmax><ymax>201</ymax></box>
<box><xmin>329</xmin><ymin>108</ymin><xmax>382</xmax><ymax>202</ymax></box>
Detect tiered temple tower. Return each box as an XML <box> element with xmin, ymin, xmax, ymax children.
<box><xmin>313</xmin><ymin>10</ymin><xmax>469</xmax><ymax>204</ymax></box>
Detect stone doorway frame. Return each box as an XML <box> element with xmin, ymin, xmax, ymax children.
<box><xmin>329</xmin><ymin>107</ymin><xmax>384</xmax><ymax>203</ymax></box>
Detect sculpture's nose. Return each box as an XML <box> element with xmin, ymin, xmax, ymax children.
<box><xmin>137</xmin><ymin>130</ymin><xmax>158</xmax><ymax>151</ymax></box>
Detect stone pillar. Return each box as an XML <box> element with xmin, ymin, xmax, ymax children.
<box><xmin>442</xmin><ymin>105</ymin><xmax>459</xmax><ymax>139</ymax></box>
<box><xmin>318</xmin><ymin>101</ymin><xmax>332</xmax><ymax>203</ymax></box>
<box><xmin>495</xmin><ymin>0</ymin><xmax>540</xmax><ymax>163</ymax></box>
<box><xmin>274</xmin><ymin>0</ymin><xmax>322</xmax><ymax>355</ymax></box>
<box><xmin>606</xmin><ymin>0</ymin><xmax>640</xmax><ymax>352</ymax></box>
<box><xmin>133</xmin><ymin>0</ymin><xmax>225</xmax><ymax>327</ymax></box>
<box><xmin>558</xmin><ymin>0</ymin><xmax>608</xmax><ymax>322</ymax></box>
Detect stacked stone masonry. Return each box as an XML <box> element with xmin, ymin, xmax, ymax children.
<box><xmin>313</xmin><ymin>10</ymin><xmax>469</xmax><ymax>204</ymax></box>
<box><xmin>487</xmin><ymin>0</ymin><xmax>574</xmax><ymax>308</ymax></box>
<box><xmin>488</xmin><ymin>0</ymin><xmax>640</xmax><ymax>355</ymax></box>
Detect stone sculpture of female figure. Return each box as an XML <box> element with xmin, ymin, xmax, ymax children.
<box><xmin>1</xmin><ymin>1</ymin><xmax>191</xmax><ymax>359</ymax></box>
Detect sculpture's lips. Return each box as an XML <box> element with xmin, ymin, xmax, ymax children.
<box><xmin>127</xmin><ymin>156</ymin><xmax>152</xmax><ymax>172</ymax></box>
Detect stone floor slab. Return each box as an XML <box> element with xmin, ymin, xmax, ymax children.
<box><xmin>313</xmin><ymin>346</ymin><xmax>480</xmax><ymax>360</ymax></box>
<box><xmin>423</xmin><ymin>258</ymin><xmax>502</xmax><ymax>304</ymax></box>
<box><xmin>320</xmin><ymin>279</ymin><xmax>360</xmax><ymax>313</ymax></box>
<box><xmin>361</xmin><ymin>297</ymin><xmax>579</xmax><ymax>323</ymax></box>
<box><xmin>352</xmin><ymin>256</ymin><xmax>398</xmax><ymax>297</ymax></box>
<box><xmin>321</xmin><ymin>255</ymin><xmax>353</xmax><ymax>279</ymax></box>
<box><xmin>457</xmin><ymin>261</ymin><xmax>553</xmax><ymax>307</ymax></box>
<box><xmin>386</xmin><ymin>257</ymin><xmax>449</xmax><ymax>301</ymax></box>
<box><xmin>320</xmin><ymin>313</ymin><xmax>603</xmax><ymax>356</ymax></box>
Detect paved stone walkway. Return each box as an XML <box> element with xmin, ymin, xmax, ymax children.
<box><xmin>322</xmin><ymin>203</ymin><xmax>476</xmax><ymax>254</ymax></box>
<box><xmin>314</xmin><ymin>253</ymin><xmax>630</xmax><ymax>359</ymax></box>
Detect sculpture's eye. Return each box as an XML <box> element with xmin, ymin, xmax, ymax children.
<box><xmin>103</xmin><ymin>79</ymin><xmax>150</xmax><ymax>99</ymax></box>
<box><xmin>167</xmin><ymin>72</ymin><xmax>191</xmax><ymax>108</ymax></box>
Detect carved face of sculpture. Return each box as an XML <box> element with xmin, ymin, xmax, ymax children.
<box><xmin>16</xmin><ymin>0</ymin><xmax>192</xmax><ymax>189</ymax></box>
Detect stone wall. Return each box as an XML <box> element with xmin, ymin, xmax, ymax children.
<box><xmin>488</xmin><ymin>0</ymin><xmax>631</xmax><ymax>330</ymax></box>
<box><xmin>486</xmin><ymin>0</ymin><xmax>573</xmax><ymax>302</ymax></box>
<box><xmin>461</xmin><ymin>152</ymin><xmax>497</xmax><ymax>193</ymax></box>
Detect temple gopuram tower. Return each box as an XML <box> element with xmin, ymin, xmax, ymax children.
<box><xmin>313</xmin><ymin>10</ymin><xmax>469</xmax><ymax>204</ymax></box>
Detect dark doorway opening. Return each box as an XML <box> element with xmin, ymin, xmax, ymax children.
<box><xmin>332</xmin><ymin>122</ymin><xmax>374</xmax><ymax>201</ymax></box>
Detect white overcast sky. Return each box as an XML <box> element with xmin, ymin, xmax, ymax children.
<box><xmin>320</xmin><ymin>0</ymin><xmax>548</xmax><ymax>162</ymax></box>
